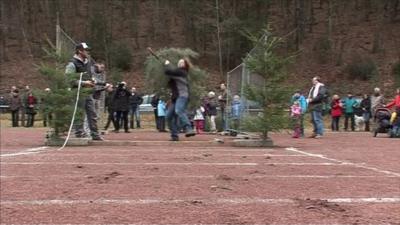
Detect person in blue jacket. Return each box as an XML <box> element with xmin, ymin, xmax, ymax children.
<box><xmin>291</xmin><ymin>90</ymin><xmax>308</xmax><ymax>137</ymax></box>
<box><xmin>342</xmin><ymin>92</ymin><xmax>358</xmax><ymax>131</ymax></box>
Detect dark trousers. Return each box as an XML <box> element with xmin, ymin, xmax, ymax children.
<box><xmin>20</xmin><ymin>107</ymin><xmax>25</xmax><ymax>127</ymax></box>
<box><xmin>26</xmin><ymin>113</ymin><xmax>35</xmax><ymax>127</ymax></box>
<box><xmin>115</xmin><ymin>111</ymin><xmax>129</xmax><ymax>131</ymax></box>
<box><xmin>130</xmin><ymin>106</ymin><xmax>141</xmax><ymax>128</ymax></box>
<box><xmin>344</xmin><ymin>113</ymin><xmax>355</xmax><ymax>131</ymax></box>
<box><xmin>11</xmin><ymin>110</ymin><xmax>19</xmax><ymax>127</ymax></box>
<box><xmin>43</xmin><ymin>113</ymin><xmax>52</xmax><ymax>127</ymax></box>
<box><xmin>331</xmin><ymin>116</ymin><xmax>340</xmax><ymax>131</ymax></box>
<box><xmin>104</xmin><ymin>110</ymin><xmax>116</xmax><ymax>130</ymax></box>
<box><xmin>157</xmin><ymin>116</ymin><xmax>166</xmax><ymax>131</ymax></box>
<box><xmin>153</xmin><ymin>108</ymin><xmax>159</xmax><ymax>130</ymax></box>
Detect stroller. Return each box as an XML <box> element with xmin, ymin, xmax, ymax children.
<box><xmin>373</xmin><ymin>108</ymin><xmax>392</xmax><ymax>137</ymax></box>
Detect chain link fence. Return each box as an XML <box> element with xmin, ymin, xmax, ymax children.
<box><xmin>226</xmin><ymin>34</ymin><xmax>267</xmax><ymax>130</ymax></box>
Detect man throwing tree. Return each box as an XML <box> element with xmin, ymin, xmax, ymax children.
<box><xmin>164</xmin><ymin>58</ymin><xmax>196</xmax><ymax>141</ymax></box>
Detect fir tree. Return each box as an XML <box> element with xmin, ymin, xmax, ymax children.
<box><xmin>36</xmin><ymin>42</ymin><xmax>84</xmax><ymax>138</ymax></box>
<box><xmin>242</xmin><ymin>28</ymin><xmax>295</xmax><ymax>140</ymax></box>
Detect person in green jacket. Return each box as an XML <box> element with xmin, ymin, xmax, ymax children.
<box><xmin>342</xmin><ymin>92</ymin><xmax>358</xmax><ymax>131</ymax></box>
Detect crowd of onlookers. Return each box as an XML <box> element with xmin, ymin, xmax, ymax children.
<box><xmin>1</xmin><ymin>81</ymin><xmax>238</xmax><ymax>135</ymax></box>
<box><xmin>103</xmin><ymin>82</ymin><xmax>239</xmax><ymax>134</ymax></box>
<box><xmin>2</xmin><ymin>85</ymin><xmax>49</xmax><ymax>128</ymax></box>
<box><xmin>3</xmin><ymin>79</ymin><xmax>399</xmax><ymax>138</ymax></box>
<box><xmin>290</xmin><ymin>79</ymin><xmax>400</xmax><ymax>138</ymax></box>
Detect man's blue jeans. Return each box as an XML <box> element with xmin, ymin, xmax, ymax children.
<box><xmin>130</xmin><ymin>105</ymin><xmax>140</xmax><ymax>128</ymax></box>
<box><xmin>311</xmin><ymin>110</ymin><xmax>324</xmax><ymax>136</ymax></box>
<box><xmin>166</xmin><ymin>96</ymin><xmax>192</xmax><ymax>138</ymax></box>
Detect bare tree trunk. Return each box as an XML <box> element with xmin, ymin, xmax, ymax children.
<box><xmin>365</xmin><ymin>0</ymin><xmax>372</xmax><ymax>21</ymax></box>
<box><xmin>216</xmin><ymin>0</ymin><xmax>223</xmax><ymax>79</ymax></box>
<box><xmin>308</xmin><ymin>0</ymin><xmax>315</xmax><ymax>33</ymax></box>
<box><xmin>327</xmin><ymin>0</ymin><xmax>332</xmax><ymax>42</ymax></box>
<box><xmin>295</xmin><ymin>0</ymin><xmax>306</xmax><ymax>50</ymax></box>
<box><xmin>0</xmin><ymin>0</ymin><xmax>7</xmax><ymax>62</ymax></box>
<box><xmin>19</xmin><ymin>0</ymin><xmax>33</xmax><ymax>58</ymax></box>
<box><xmin>391</xmin><ymin>0</ymin><xmax>399</xmax><ymax>22</ymax></box>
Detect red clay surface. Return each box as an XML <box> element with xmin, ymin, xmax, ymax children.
<box><xmin>1</xmin><ymin>126</ymin><xmax>399</xmax><ymax>224</ymax></box>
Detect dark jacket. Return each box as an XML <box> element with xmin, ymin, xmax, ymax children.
<box><xmin>129</xmin><ymin>93</ymin><xmax>143</xmax><ymax>107</ymax></box>
<box><xmin>164</xmin><ymin>65</ymin><xmax>189</xmax><ymax>102</ymax></box>
<box><xmin>105</xmin><ymin>90</ymin><xmax>115</xmax><ymax>112</ymax></box>
<box><xmin>206</xmin><ymin>97</ymin><xmax>218</xmax><ymax>116</ymax></box>
<box><xmin>151</xmin><ymin>95</ymin><xmax>159</xmax><ymax>108</ymax></box>
<box><xmin>360</xmin><ymin>97</ymin><xmax>371</xmax><ymax>114</ymax></box>
<box><xmin>9</xmin><ymin>94</ymin><xmax>22</xmax><ymax>111</ymax></box>
<box><xmin>219</xmin><ymin>90</ymin><xmax>227</xmax><ymax>110</ymax></box>
<box><xmin>113</xmin><ymin>88</ymin><xmax>131</xmax><ymax>112</ymax></box>
<box><xmin>308</xmin><ymin>85</ymin><xmax>328</xmax><ymax>112</ymax></box>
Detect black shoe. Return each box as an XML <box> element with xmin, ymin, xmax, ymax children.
<box><xmin>125</xmin><ymin>130</ymin><xmax>131</xmax><ymax>133</ymax></box>
<box><xmin>185</xmin><ymin>129</ymin><xmax>196</xmax><ymax>137</ymax></box>
<box><xmin>92</xmin><ymin>136</ymin><xmax>104</xmax><ymax>141</ymax></box>
<box><xmin>169</xmin><ymin>137</ymin><xmax>179</xmax><ymax>141</ymax></box>
<box><xmin>76</xmin><ymin>133</ymin><xmax>88</xmax><ymax>138</ymax></box>
<box><xmin>112</xmin><ymin>130</ymin><xmax>119</xmax><ymax>133</ymax></box>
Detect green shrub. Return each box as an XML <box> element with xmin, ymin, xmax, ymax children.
<box><xmin>346</xmin><ymin>54</ymin><xmax>378</xmax><ymax>80</ymax></box>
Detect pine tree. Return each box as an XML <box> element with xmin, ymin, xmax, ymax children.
<box><xmin>242</xmin><ymin>28</ymin><xmax>295</xmax><ymax>141</ymax></box>
<box><xmin>37</xmin><ymin>43</ymin><xmax>83</xmax><ymax>138</ymax></box>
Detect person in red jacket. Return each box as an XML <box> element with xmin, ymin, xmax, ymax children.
<box><xmin>330</xmin><ymin>94</ymin><xmax>343</xmax><ymax>131</ymax></box>
<box><xmin>385</xmin><ymin>88</ymin><xmax>400</xmax><ymax>110</ymax></box>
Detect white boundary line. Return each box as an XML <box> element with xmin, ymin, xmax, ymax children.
<box><xmin>0</xmin><ymin>224</ymin><xmax>396</xmax><ymax>225</ymax></box>
<box><xmin>285</xmin><ymin>147</ymin><xmax>400</xmax><ymax>177</ymax></box>
<box><xmin>2</xmin><ymin>153</ymin><xmax>309</xmax><ymax>157</ymax></box>
<box><xmin>53</xmin><ymin>148</ymin><xmax>280</xmax><ymax>152</ymax></box>
<box><xmin>0</xmin><ymin>162</ymin><xmax>259</xmax><ymax>166</ymax></box>
<box><xmin>0</xmin><ymin>162</ymin><xmax>347</xmax><ymax>166</ymax></box>
<box><xmin>0</xmin><ymin>147</ymin><xmax>49</xmax><ymax>157</ymax></box>
<box><xmin>1</xmin><ymin>175</ymin><xmax>397</xmax><ymax>179</ymax></box>
<box><xmin>1</xmin><ymin>197</ymin><xmax>399</xmax><ymax>205</ymax></box>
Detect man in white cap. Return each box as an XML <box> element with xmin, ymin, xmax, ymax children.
<box><xmin>371</xmin><ymin>87</ymin><xmax>385</xmax><ymax>117</ymax></box>
<box><xmin>65</xmin><ymin>42</ymin><xmax>108</xmax><ymax>141</ymax></box>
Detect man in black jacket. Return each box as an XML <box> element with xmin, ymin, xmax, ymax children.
<box><xmin>164</xmin><ymin>58</ymin><xmax>196</xmax><ymax>141</ymax></box>
<box><xmin>113</xmin><ymin>82</ymin><xmax>131</xmax><ymax>133</ymax></box>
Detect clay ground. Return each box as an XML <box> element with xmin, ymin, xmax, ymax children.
<box><xmin>0</xmin><ymin>126</ymin><xmax>399</xmax><ymax>225</ymax></box>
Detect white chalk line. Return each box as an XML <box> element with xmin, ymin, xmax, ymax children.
<box><xmin>54</xmin><ymin>148</ymin><xmax>280</xmax><ymax>152</ymax></box>
<box><xmin>285</xmin><ymin>147</ymin><xmax>400</xmax><ymax>177</ymax></box>
<box><xmin>4</xmin><ymin>153</ymin><xmax>309</xmax><ymax>157</ymax></box>
<box><xmin>1</xmin><ymin>162</ymin><xmax>349</xmax><ymax>166</ymax></box>
<box><xmin>0</xmin><ymin>146</ymin><xmax>50</xmax><ymax>157</ymax></box>
<box><xmin>1</xmin><ymin>174</ymin><xmax>397</xmax><ymax>179</ymax></box>
<box><xmin>0</xmin><ymin>224</ymin><xmax>394</xmax><ymax>225</ymax></box>
<box><xmin>2</xmin><ymin>197</ymin><xmax>400</xmax><ymax>205</ymax></box>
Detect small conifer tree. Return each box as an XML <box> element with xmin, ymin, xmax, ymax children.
<box><xmin>242</xmin><ymin>29</ymin><xmax>295</xmax><ymax>140</ymax></box>
<box><xmin>37</xmin><ymin>42</ymin><xmax>83</xmax><ymax>138</ymax></box>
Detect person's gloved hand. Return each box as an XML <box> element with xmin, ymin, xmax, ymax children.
<box><xmin>164</xmin><ymin>60</ymin><xmax>170</xmax><ymax>65</ymax></box>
